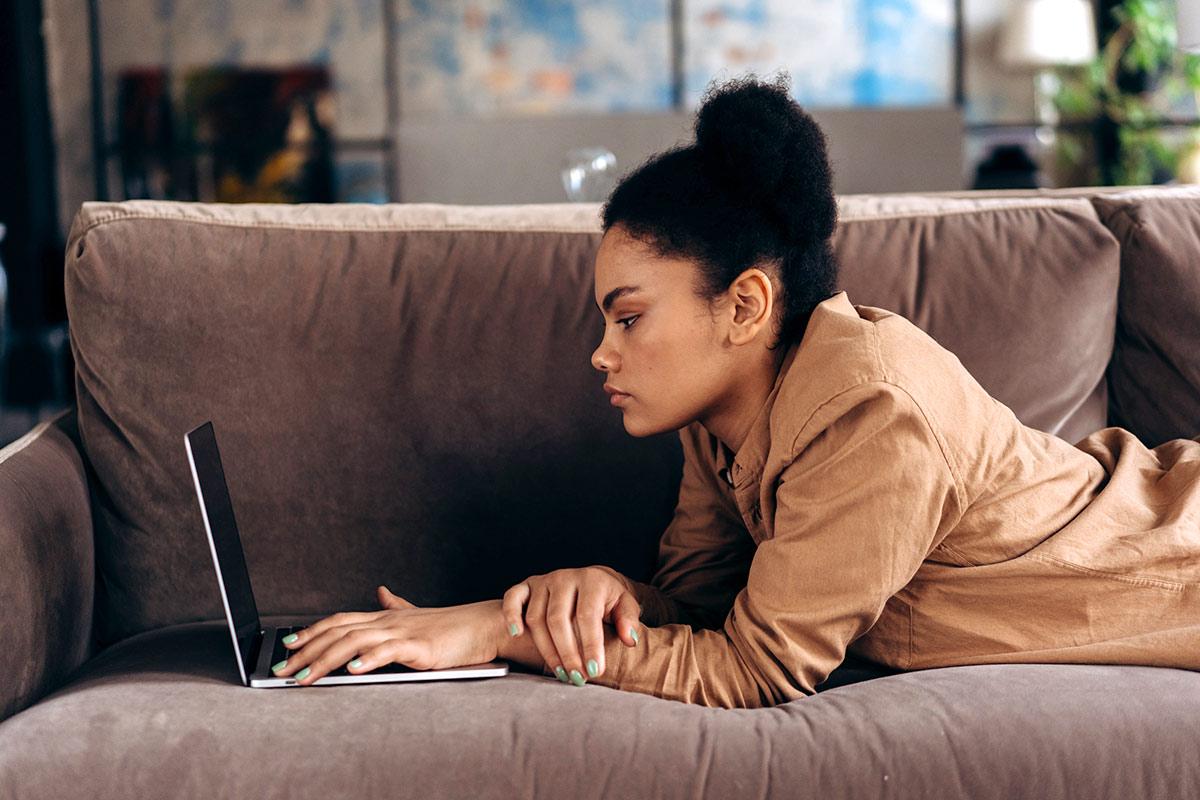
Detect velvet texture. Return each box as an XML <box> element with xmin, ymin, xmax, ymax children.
<box><xmin>0</xmin><ymin>410</ymin><xmax>95</xmax><ymax>722</ymax></box>
<box><xmin>1</xmin><ymin>191</ymin><xmax>1197</xmax><ymax>799</ymax></box>
<box><xmin>1092</xmin><ymin>187</ymin><xmax>1200</xmax><ymax>448</ymax></box>
<box><xmin>833</xmin><ymin>195</ymin><xmax>1119</xmax><ymax>446</ymax></box>
<box><xmin>62</xmin><ymin>197</ymin><xmax>1121</xmax><ymax>650</ymax></box>
<box><xmin>1</xmin><ymin>618</ymin><xmax>1197</xmax><ymax>798</ymax></box>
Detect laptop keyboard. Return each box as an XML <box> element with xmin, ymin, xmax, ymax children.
<box><xmin>269</xmin><ymin>624</ymin><xmax>419</xmax><ymax>677</ymax></box>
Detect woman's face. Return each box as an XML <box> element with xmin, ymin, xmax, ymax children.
<box><xmin>590</xmin><ymin>224</ymin><xmax>742</xmax><ymax>437</ymax></box>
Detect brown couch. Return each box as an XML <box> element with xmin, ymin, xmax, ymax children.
<box><xmin>2</xmin><ymin>186</ymin><xmax>1198</xmax><ymax>798</ymax></box>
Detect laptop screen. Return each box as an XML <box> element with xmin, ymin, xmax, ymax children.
<box><xmin>185</xmin><ymin>421</ymin><xmax>262</xmax><ymax>681</ymax></box>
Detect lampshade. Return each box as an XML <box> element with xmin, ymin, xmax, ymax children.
<box><xmin>1178</xmin><ymin>0</ymin><xmax>1200</xmax><ymax>52</ymax></box>
<box><xmin>1000</xmin><ymin>0</ymin><xmax>1098</xmax><ymax>68</ymax></box>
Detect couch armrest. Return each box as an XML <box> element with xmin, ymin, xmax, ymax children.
<box><xmin>0</xmin><ymin>408</ymin><xmax>95</xmax><ymax>723</ymax></box>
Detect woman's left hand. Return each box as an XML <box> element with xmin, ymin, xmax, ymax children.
<box><xmin>273</xmin><ymin>586</ymin><xmax>505</xmax><ymax>686</ymax></box>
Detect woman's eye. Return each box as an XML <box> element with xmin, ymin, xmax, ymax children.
<box><xmin>617</xmin><ymin>315</ymin><xmax>639</xmax><ymax>330</ymax></box>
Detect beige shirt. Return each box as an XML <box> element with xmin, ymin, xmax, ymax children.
<box><xmin>561</xmin><ymin>290</ymin><xmax>1200</xmax><ymax>708</ymax></box>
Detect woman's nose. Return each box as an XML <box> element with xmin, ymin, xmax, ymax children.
<box><xmin>591</xmin><ymin>340</ymin><xmax>618</xmax><ymax>372</ymax></box>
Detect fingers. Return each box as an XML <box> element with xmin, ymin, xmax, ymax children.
<box><xmin>501</xmin><ymin>582</ymin><xmax>531</xmax><ymax>637</ymax></box>
<box><xmin>282</xmin><ymin>611</ymin><xmax>376</xmax><ymax>652</ymax></box>
<box><xmin>377</xmin><ymin>585</ymin><xmax>417</xmax><ymax>610</ymax></box>
<box><xmin>523</xmin><ymin>582</ymin><xmax>568</xmax><ymax>681</ymax></box>
<box><xmin>544</xmin><ymin>583</ymin><xmax>589</xmax><ymax>685</ymax></box>
<box><xmin>575</xmin><ymin>590</ymin><xmax>607</xmax><ymax>678</ymax></box>
<box><xmin>612</xmin><ymin>591</ymin><xmax>643</xmax><ymax>648</ymax></box>
<box><xmin>275</xmin><ymin>622</ymin><xmax>381</xmax><ymax>685</ymax></box>
<box><xmin>348</xmin><ymin>638</ymin><xmax>423</xmax><ymax>675</ymax></box>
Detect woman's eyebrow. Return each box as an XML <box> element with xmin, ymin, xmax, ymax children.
<box><xmin>597</xmin><ymin>285</ymin><xmax>643</xmax><ymax>313</ymax></box>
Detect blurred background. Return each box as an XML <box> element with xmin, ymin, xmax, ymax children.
<box><xmin>4</xmin><ymin>0</ymin><xmax>1200</xmax><ymax>446</ymax></box>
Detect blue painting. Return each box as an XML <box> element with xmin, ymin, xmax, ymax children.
<box><xmin>399</xmin><ymin>0</ymin><xmax>954</xmax><ymax>115</ymax></box>
<box><xmin>398</xmin><ymin>0</ymin><xmax>674</xmax><ymax>116</ymax></box>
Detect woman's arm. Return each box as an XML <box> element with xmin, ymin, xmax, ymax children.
<box><xmin>570</xmin><ymin>381</ymin><xmax>965</xmax><ymax>708</ymax></box>
<box><xmin>633</xmin><ymin>422</ymin><xmax>758</xmax><ymax>630</ymax></box>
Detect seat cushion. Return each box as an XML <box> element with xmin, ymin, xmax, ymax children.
<box><xmin>1</xmin><ymin>618</ymin><xmax>1196</xmax><ymax>799</ymax></box>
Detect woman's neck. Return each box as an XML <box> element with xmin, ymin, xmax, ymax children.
<box><xmin>699</xmin><ymin>345</ymin><xmax>788</xmax><ymax>455</ymax></box>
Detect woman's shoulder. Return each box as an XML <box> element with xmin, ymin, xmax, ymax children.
<box><xmin>770</xmin><ymin>294</ymin><xmax>999</xmax><ymax>465</ymax></box>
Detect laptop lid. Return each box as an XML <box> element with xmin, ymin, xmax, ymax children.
<box><xmin>184</xmin><ymin>420</ymin><xmax>263</xmax><ymax>686</ymax></box>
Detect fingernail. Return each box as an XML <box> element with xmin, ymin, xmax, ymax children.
<box><xmin>554</xmin><ymin>665</ymin><xmax>569</xmax><ymax>683</ymax></box>
<box><xmin>508</xmin><ymin>623</ymin><xmax>519</xmax><ymax>637</ymax></box>
<box><xmin>349</xmin><ymin>659</ymin><xmax>363</xmax><ymax>669</ymax></box>
<box><xmin>586</xmin><ymin>659</ymin><xmax>598</xmax><ymax>678</ymax></box>
<box><xmin>569</xmin><ymin>669</ymin><xmax>585</xmax><ymax>686</ymax></box>
<box><xmin>630</xmin><ymin>627</ymin><xmax>639</xmax><ymax>644</ymax></box>
<box><xmin>295</xmin><ymin>667</ymin><xmax>311</xmax><ymax>680</ymax></box>
<box><xmin>272</xmin><ymin>659</ymin><xmax>288</xmax><ymax>673</ymax></box>
<box><xmin>282</xmin><ymin>633</ymin><xmax>298</xmax><ymax>644</ymax></box>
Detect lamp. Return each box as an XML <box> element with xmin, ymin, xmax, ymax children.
<box><xmin>1179</xmin><ymin>0</ymin><xmax>1200</xmax><ymax>52</ymax></box>
<box><xmin>999</xmin><ymin>0</ymin><xmax>1098</xmax><ymax>185</ymax></box>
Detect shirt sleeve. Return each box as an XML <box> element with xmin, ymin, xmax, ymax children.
<box><xmin>585</xmin><ymin>381</ymin><xmax>966</xmax><ymax>708</ymax></box>
<box><xmin>634</xmin><ymin>422</ymin><xmax>758</xmax><ymax>630</ymax></box>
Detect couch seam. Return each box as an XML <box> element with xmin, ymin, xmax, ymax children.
<box><xmin>0</xmin><ymin>412</ymin><xmax>69</xmax><ymax>466</ymax></box>
<box><xmin>836</xmin><ymin>200</ymin><xmax>1098</xmax><ymax>224</ymax></box>
<box><xmin>72</xmin><ymin>211</ymin><xmax>607</xmax><ymax>238</ymax></box>
<box><xmin>71</xmin><ymin>198</ymin><xmax>1100</xmax><ymax>239</ymax></box>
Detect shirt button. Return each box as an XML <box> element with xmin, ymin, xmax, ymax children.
<box><xmin>718</xmin><ymin>467</ymin><xmax>734</xmax><ymax>487</ymax></box>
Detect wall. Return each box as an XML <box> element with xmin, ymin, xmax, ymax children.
<box><xmin>41</xmin><ymin>0</ymin><xmax>1042</xmax><ymax>230</ymax></box>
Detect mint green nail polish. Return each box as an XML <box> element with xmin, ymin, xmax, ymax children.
<box><xmin>282</xmin><ymin>633</ymin><xmax>298</xmax><ymax>644</ymax></box>
<box><xmin>508</xmin><ymin>623</ymin><xmax>519</xmax><ymax>637</ymax></box>
<box><xmin>295</xmin><ymin>667</ymin><xmax>311</xmax><ymax>680</ymax></box>
<box><xmin>630</xmin><ymin>627</ymin><xmax>639</xmax><ymax>644</ymax></box>
<box><xmin>587</xmin><ymin>659</ymin><xmax>598</xmax><ymax>677</ymax></box>
<box><xmin>349</xmin><ymin>659</ymin><xmax>363</xmax><ymax>669</ymax></box>
<box><xmin>272</xmin><ymin>659</ymin><xmax>288</xmax><ymax>673</ymax></box>
<box><xmin>554</xmin><ymin>665</ymin><xmax>569</xmax><ymax>683</ymax></box>
<box><xmin>569</xmin><ymin>669</ymin><xmax>585</xmax><ymax>686</ymax></box>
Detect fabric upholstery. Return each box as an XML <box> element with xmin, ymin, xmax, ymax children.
<box><xmin>1</xmin><ymin>619</ymin><xmax>1196</xmax><ymax>799</ymax></box>
<box><xmin>1090</xmin><ymin>187</ymin><xmax>1200</xmax><ymax>448</ymax></box>
<box><xmin>64</xmin><ymin>201</ymin><xmax>683</xmax><ymax>649</ymax></box>
<box><xmin>3</xmin><ymin>188</ymin><xmax>1192</xmax><ymax>797</ymax></box>
<box><xmin>0</xmin><ymin>408</ymin><xmax>95</xmax><ymax>721</ymax></box>
<box><xmin>64</xmin><ymin>197</ymin><xmax>1120</xmax><ymax>651</ymax></box>
<box><xmin>834</xmin><ymin>195</ymin><xmax>1119</xmax><ymax>445</ymax></box>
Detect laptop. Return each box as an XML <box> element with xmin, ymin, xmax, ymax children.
<box><xmin>184</xmin><ymin>420</ymin><xmax>509</xmax><ymax>687</ymax></box>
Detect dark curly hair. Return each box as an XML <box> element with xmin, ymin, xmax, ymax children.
<box><xmin>600</xmin><ymin>72</ymin><xmax>839</xmax><ymax>350</ymax></box>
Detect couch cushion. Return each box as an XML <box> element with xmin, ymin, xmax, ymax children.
<box><xmin>65</xmin><ymin>201</ymin><xmax>684</xmax><ymax>648</ymax></box>
<box><xmin>65</xmin><ymin>197</ymin><xmax>1124</xmax><ymax>649</ymax></box>
<box><xmin>1</xmin><ymin>618</ymin><xmax>1196</xmax><ymax>798</ymax></box>
<box><xmin>833</xmin><ymin>194</ymin><xmax>1120</xmax><ymax>445</ymax></box>
<box><xmin>1090</xmin><ymin>187</ymin><xmax>1200</xmax><ymax>448</ymax></box>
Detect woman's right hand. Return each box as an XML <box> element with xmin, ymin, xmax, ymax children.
<box><xmin>501</xmin><ymin>565</ymin><xmax>642</xmax><ymax>685</ymax></box>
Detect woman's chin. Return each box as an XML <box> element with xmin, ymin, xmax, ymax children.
<box><xmin>620</xmin><ymin>411</ymin><xmax>671</xmax><ymax>438</ymax></box>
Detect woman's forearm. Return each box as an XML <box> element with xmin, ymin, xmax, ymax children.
<box><xmin>496</xmin><ymin>619</ymin><xmax>549</xmax><ymax>672</ymax></box>
<box><xmin>493</xmin><ymin>575</ymin><xmax>697</xmax><ymax>673</ymax></box>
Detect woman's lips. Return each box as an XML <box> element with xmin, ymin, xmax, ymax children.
<box><xmin>604</xmin><ymin>383</ymin><xmax>631</xmax><ymax>406</ymax></box>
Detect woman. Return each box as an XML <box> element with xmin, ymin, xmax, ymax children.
<box><xmin>271</xmin><ymin>75</ymin><xmax>1200</xmax><ymax>709</ymax></box>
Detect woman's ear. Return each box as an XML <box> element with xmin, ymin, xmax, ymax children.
<box><xmin>726</xmin><ymin>267</ymin><xmax>775</xmax><ymax>346</ymax></box>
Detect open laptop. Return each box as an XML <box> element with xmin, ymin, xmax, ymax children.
<box><xmin>184</xmin><ymin>420</ymin><xmax>509</xmax><ymax>687</ymax></box>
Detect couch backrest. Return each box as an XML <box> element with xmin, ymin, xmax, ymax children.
<box><xmin>67</xmin><ymin>202</ymin><xmax>682</xmax><ymax>648</ymax></box>
<box><xmin>1089</xmin><ymin>187</ymin><xmax>1200</xmax><ymax>449</ymax></box>
<box><xmin>64</xmin><ymin>194</ymin><xmax>1129</xmax><ymax>648</ymax></box>
<box><xmin>833</xmin><ymin>194</ymin><xmax>1119</xmax><ymax>446</ymax></box>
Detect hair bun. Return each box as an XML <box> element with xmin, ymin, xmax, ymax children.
<box><xmin>694</xmin><ymin>73</ymin><xmax>837</xmax><ymax>244</ymax></box>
